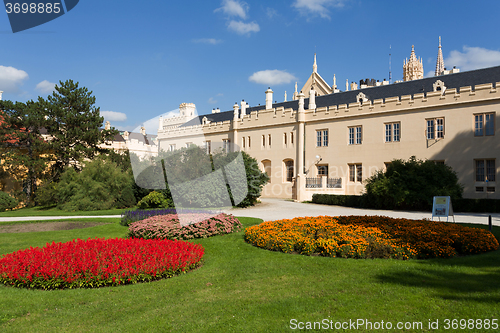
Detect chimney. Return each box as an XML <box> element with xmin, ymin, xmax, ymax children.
<box><xmin>265</xmin><ymin>87</ymin><xmax>273</xmax><ymax>110</ymax></box>
<box><xmin>240</xmin><ymin>100</ymin><xmax>248</xmax><ymax>118</ymax></box>
<box><xmin>308</xmin><ymin>87</ymin><xmax>316</xmax><ymax>110</ymax></box>
<box><xmin>298</xmin><ymin>91</ymin><xmax>305</xmax><ymax>113</ymax></box>
<box><xmin>140</xmin><ymin>126</ymin><xmax>146</xmax><ymax>135</ymax></box>
<box><xmin>233</xmin><ymin>102</ymin><xmax>239</xmax><ymax>120</ymax></box>
<box><xmin>158</xmin><ymin>116</ymin><xmax>163</xmax><ymax>131</ymax></box>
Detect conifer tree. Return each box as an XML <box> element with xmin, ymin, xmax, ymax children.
<box><xmin>39</xmin><ymin>80</ymin><xmax>117</xmax><ymax>179</ymax></box>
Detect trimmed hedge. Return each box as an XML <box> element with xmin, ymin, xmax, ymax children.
<box><xmin>312</xmin><ymin>193</ymin><xmax>500</xmax><ymax>213</ymax></box>
<box><xmin>311</xmin><ymin>194</ymin><xmax>364</xmax><ymax>208</ymax></box>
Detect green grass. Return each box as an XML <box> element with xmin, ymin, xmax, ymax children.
<box><xmin>0</xmin><ymin>218</ymin><xmax>499</xmax><ymax>332</ymax></box>
<box><xmin>0</xmin><ymin>206</ymin><xmax>126</xmax><ymax>217</ymax></box>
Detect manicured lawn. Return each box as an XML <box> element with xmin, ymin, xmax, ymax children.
<box><xmin>0</xmin><ymin>206</ymin><xmax>126</xmax><ymax>217</ymax></box>
<box><xmin>0</xmin><ymin>218</ymin><xmax>499</xmax><ymax>332</ymax></box>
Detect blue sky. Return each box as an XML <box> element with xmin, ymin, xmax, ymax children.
<box><xmin>2</xmin><ymin>0</ymin><xmax>500</xmax><ymax>134</ymax></box>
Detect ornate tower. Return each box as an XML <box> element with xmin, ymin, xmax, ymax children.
<box><xmin>403</xmin><ymin>45</ymin><xmax>424</xmax><ymax>81</ymax></box>
<box><xmin>435</xmin><ymin>36</ymin><xmax>445</xmax><ymax>76</ymax></box>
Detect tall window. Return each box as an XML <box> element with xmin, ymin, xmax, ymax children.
<box><xmin>169</xmin><ymin>144</ymin><xmax>176</xmax><ymax>152</ymax></box>
<box><xmin>262</xmin><ymin>135</ymin><xmax>265</xmax><ymax>148</ymax></box>
<box><xmin>316</xmin><ymin>130</ymin><xmax>328</xmax><ymax>147</ymax></box>
<box><xmin>285</xmin><ymin>160</ymin><xmax>294</xmax><ymax>182</ymax></box>
<box><xmin>242</xmin><ymin>137</ymin><xmax>246</xmax><ymax>148</ymax></box>
<box><xmin>268</xmin><ymin>134</ymin><xmax>271</xmax><ymax>147</ymax></box>
<box><xmin>262</xmin><ymin>160</ymin><xmax>271</xmax><ymax>177</ymax></box>
<box><xmin>475</xmin><ymin>113</ymin><xmax>495</xmax><ymax>136</ymax></box>
<box><xmin>248</xmin><ymin>136</ymin><xmax>251</xmax><ymax>148</ymax></box>
<box><xmin>284</xmin><ymin>133</ymin><xmax>287</xmax><ymax>145</ymax></box>
<box><xmin>222</xmin><ymin>139</ymin><xmax>230</xmax><ymax>152</ymax></box>
<box><xmin>476</xmin><ymin>159</ymin><xmax>496</xmax><ymax>182</ymax></box>
<box><xmin>427</xmin><ymin>118</ymin><xmax>445</xmax><ymax>139</ymax></box>
<box><xmin>290</xmin><ymin>132</ymin><xmax>294</xmax><ymax>144</ymax></box>
<box><xmin>205</xmin><ymin>140</ymin><xmax>211</xmax><ymax>154</ymax></box>
<box><xmin>349</xmin><ymin>164</ymin><xmax>362</xmax><ymax>182</ymax></box>
<box><xmin>349</xmin><ymin>126</ymin><xmax>362</xmax><ymax>145</ymax></box>
<box><xmin>317</xmin><ymin>165</ymin><xmax>328</xmax><ymax>176</ymax></box>
<box><xmin>385</xmin><ymin>122</ymin><xmax>400</xmax><ymax>142</ymax></box>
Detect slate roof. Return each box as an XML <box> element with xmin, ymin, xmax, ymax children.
<box><xmin>180</xmin><ymin>65</ymin><xmax>500</xmax><ymax>127</ymax></box>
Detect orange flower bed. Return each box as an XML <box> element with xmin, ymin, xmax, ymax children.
<box><xmin>244</xmin><ymin>216</ymin><xmax>499</xmax><ymax>259</ymax></box>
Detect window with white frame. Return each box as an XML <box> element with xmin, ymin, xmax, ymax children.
<box><xmin>475</xmin><ymin>159</ymin><xmax>496</xmax><ymax>182</ymax></box>
<box><xmin>222</xmin><ymin>139</ymin><xmax>230</xmax><ymax>152</ymax></box>
<box><xmin>349</xmin><ymin>164</ymin><xmax>362</xmax><ymax>182</ymax></box>
<box><xmin>385</xmin><ymin>122</ymin><xmax>400</xmax><ymax>142</ymax></box>
<box><xmin>349</xmin><ymin>126</ymin><xmax>362</xmax><ymax>145</ymax></box>
<box><xmin>316</xmin><ymin>129</ymin><xmax>328</xmax><ymax>147</ymax></box>
<box><xmin>317</xmin><ymin>164</ymin><xmax>328</xmax><ymax>176</ymax></box>
<box><xmin>169</xmin><ymin>144</ymin><xmax>176</xmax><ymax>151</ymax></box>
<box><xmin>474</xmin><ymin>113</ymin><xmax>495</xmax><ymax>136</ymax></box>
<box><xmin>426</xmin><ymin>118</ymin><xmax>444</xmax><ymax>140</ymax></box>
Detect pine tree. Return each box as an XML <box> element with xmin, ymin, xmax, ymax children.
<box><xmin>39</xmin><ymin>80</ymin><xmax>117</xmax><ymax>179</ymax></box>
<box><xmin>0</xmin><ymin>100</ymin><xmax>50</xmax><ymax>205</ymax></box>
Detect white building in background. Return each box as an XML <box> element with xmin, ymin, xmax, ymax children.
<box><xmin>154</xmin><ymin>40</ymin><xmax>500</xmax><ymax>201</ymax></box>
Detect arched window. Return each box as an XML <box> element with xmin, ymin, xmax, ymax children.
<box><xmin>261</xmin><ymin>160</ymin><xmax>271</xmax><ymax>178</ymax></box>
<box><xmin>284</xmin><ymin>159</ymin><xmax>294</xmax><ymax>182</ymax></box>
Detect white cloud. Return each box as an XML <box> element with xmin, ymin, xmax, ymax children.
<box><xmin>445</xmin><ymin>46</ymin><xmax>500</xmax><ymax>71</ymax></box>
<box><xmin>35</xmin><ymin>80</ymin><xmax>56</xmax><ymax>94</ymax></box>
<box><xmin>214</xmin><ymin>0</ymin><xmax>248</xmax><ymax>19</ymax></box>
<box><xmin>193</xmin><ymin>38</ymin><xmax>223</xmax><ymax>45</ymax></box>
<box><xmin>228</xmin><ymin>20</ymin><xmax>260</xmax><ymax>35</ymax></box>
<box><xmin>208</xmin><ymin>97</ymin><xmax>218</xmax><ymax>104</ymax></box>
<box><xmin>100</xmin><ymin>111</ymin><xmax>128</xmax><ymax>122</ymax></box>
<box><xmin>0</xmin><ymin>65</ymin><xmax>29</xmax><ymax>94</ymax></box>
<box><xmin>292</xmin><ymin>0</ymin><xmax>346</xmax><ymax>19</ymax></box>
<box><xmin>266</xmin><ymin>7</ymin><xmax>278</xmax><ymax>19</ymax></box>
<box><xmin>249</xmin><ymin>70</ymin><xmax>298</xmax><ymax>85</ymax></box>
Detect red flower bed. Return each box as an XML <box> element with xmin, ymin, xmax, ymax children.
<box><xmin>0</xmin><ymin>238</ymin><xmax>204</xmax><ymax>290</ymax></box>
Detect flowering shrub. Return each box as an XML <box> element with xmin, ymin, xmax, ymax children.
<box><xmin>0</xmin><ymin>238</ymin><xmax>204</xmax><ymax>290</ymax></box>
<box><xmin>245</xmin><ymin>216</ymin><xmax>499</xmax><ymax>259</ymax></box>
<box><xmin>129</xmin><ymin>213</ymin><xmax>241</xmax><ymax>240</ymax></box>
<box><xmin>120</xmin><ymin>208</ymin><xmax>218</xmax><ymax>226</ymax></box>
<box><xmin>121</xmin><ymin>208</ymin><xmax>177</xmax><ymax>226</ymax></box>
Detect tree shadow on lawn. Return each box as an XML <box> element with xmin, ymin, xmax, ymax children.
<box><xmin>376</xmin><ymin>223</ymin><xmax>500</xmax><ymax>303</ymax></box>
<box><xmin>375</xmin><ymin>248</ymin><xmax>500</xmax><ymax>304</ymax></box>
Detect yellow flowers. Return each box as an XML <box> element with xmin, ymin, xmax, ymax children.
<box><xmin>244</xmin><ymin>216</ymin><xmax>499</xmax><ymax>259</ymax></box>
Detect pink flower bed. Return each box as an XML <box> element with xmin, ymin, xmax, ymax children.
<box><xmin>0</xmin><ymin>238</ymin><xmax>204</xmax><ymax>290</ymax></box>
<box><xmin>128</xmin><ymin>213</ymin><xmax>241</xmax><ymax>240</ymax></box>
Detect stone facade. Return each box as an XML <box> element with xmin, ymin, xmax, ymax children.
<box><xmin>157</xmin><ymin>46</ymin><xmax>500</xmax><ymax>201</ymax></box>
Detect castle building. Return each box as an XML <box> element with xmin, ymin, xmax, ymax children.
<box><xmin>157</xmin><ymin>44</ymin><xmax>500</xmax><ymax>201</ymax></box>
